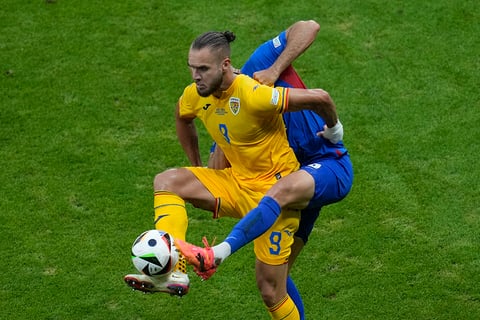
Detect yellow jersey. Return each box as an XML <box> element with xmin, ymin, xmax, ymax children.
<box><xmin>178</xmin><ymin>74</ymin><xmax>299</xmax><ymax>188</ymax></box>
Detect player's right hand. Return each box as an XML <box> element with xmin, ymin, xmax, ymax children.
<box><xmin>253</xmin><ymin>68</ymin><xmax>279</xmax><ymax>87</ymax></box>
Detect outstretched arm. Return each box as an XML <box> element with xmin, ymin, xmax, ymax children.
<box><xmin>253</xmin><ymin>20</ymin><xmax>320</xmax><ymax>86</ymax></box>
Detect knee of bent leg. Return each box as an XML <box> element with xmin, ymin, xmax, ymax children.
<box><xmin>154</xmin><ymin>168</ymin><xmax>180</xmax><ymax>191</ymax></box>
<box><xmin>266</xmin><ymin>171</ymin><xmax>315</xmax><ymax>209</ymax></box>
<box><xmin>266</xmin><ymin>181</ymin><xmax>292</xmax><ymax>203</ymax></box>
<box><xmin>257</xmin><ymin>279</ymin><xmax>277</xmax><ymax>307</ymax></box>
<box><xmin>256</xmin><ymin>273</ymin><xmax>285</xmax><ymax>307</ymax></box>
<box><xmin>256</xmin><ymin>260</ymin><xmax>289</xmax><ymax>307</ymax></box>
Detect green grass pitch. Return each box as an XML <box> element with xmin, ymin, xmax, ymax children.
<box><xmin>1</xmin><ymin>0</ymin><xmax>479</xmax><ymax>319</ymax></box>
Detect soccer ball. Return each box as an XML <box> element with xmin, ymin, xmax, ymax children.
<box><xmin>131</xmin><ymin>230</ymin><xmax>179</xmax><ymax>276</ymax></box>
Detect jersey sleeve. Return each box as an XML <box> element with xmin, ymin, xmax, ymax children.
<box><xmin>247</xmin><ymin>81</ymin><xmax>290</xmax><ymax>115</ymax></box>
<box><xmin>178</xmin><ymin>84</ymin><xmax>199</xmax><ymax>118</ymax></box>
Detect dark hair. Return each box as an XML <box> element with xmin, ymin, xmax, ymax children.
<box><xmin>191</xmin><ymin>31</ymin><xmax>236</xmax><ymax>57</ymax></box>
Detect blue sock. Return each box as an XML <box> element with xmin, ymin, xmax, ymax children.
<box><xmin>287</xmin><ymin>276</ymin><xmax>305</xmax><ymax>320</ymax></box>
<box><xmin>224</xmin><ymin>196</ymin><xmax>281</xmax><ymax>253</ymax></box>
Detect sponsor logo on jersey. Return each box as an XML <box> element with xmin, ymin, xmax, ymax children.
<box><xmin>202</xmin><ymin>103</ymin><xmax>211</xmax><ymax>110</ymax></box>
<box><xmin>229</xmin><ymin>97</ymin><xmax>240</xmax><ymax>115</ymax></box>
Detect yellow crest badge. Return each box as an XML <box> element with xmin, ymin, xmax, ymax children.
<box><xmin>229</xmin><ymin>97</ymin><xmax>240</xmax><ymax>115</ymax></box>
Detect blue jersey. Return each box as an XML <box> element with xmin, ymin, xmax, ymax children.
<box><xmin>241</xmin><ymin>31</ymin><xmax>348</xmax><ymax>165</ymax></box>
<box><xmin>241</xmin><ymin>29</ymin><xmax>353</xmax><ymax>245</ymax></box>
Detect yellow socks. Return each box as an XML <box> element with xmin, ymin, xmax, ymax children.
<box><xmin>154</xmin><ymin>191</ymin><xmax>188</xmax><ymax>241</ymax></box>
<box><xmin>154</xmin><ymin>191</ymin><xmax>189</xmax><ymax>274</ymax></box>
<box><xmin>268</xmin><ymin>295</ymin><xmax>300</xmax><ymax>320</ymax></box>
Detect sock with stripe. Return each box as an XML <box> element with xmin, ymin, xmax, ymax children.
<box><xmin>267</xmin><ymin>294</ymin><xmax>300</xmax><ymax>320</ymax></box>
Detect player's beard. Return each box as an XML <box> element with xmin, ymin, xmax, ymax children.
<box><xmin>196</xmin><ymin>72</ymin><xmax>223</xmax><ymax>97</ymax></box>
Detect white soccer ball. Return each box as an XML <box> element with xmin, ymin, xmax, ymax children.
<box><xmin>131</xmin><ymin>230</ymin><xmax>179</xmax><ymax>276</ymax></box>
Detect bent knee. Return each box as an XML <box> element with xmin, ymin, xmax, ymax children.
<box><xmin>154</xmin><ymin>168</ymin><xmax>186</xmax><ymax>191</ymax></box>
<box><xmin>258</xmin><ymin>283</ymin><xmax>279</xmax><ymax>307</ymax></box>
<box><xmin>266</xmin><ymin>181</ymin><xmax>313</xmax><ymax>210</ymax></box>
<box><xmin>256</xmin><ymin>276</ymin><xmax>287</xmax><ymax>307</ymax></box>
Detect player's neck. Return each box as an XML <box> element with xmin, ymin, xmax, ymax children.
<box><xmin>213</xmin><ymin>71</ymin><xmax>236</xmax><ymax>98</ymax></box>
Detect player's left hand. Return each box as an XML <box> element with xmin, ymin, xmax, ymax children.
<box><xmin>317</xmin><ymin>120</ymin><xmax>343</xmax><ymax>144</ymax></box>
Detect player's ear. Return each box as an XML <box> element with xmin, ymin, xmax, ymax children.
<box><xmin>222</xmin><ymin>57</ymin><xmax>231</xmax><ymax>70</ymax></box>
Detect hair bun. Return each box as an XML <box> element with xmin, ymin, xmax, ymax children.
<box><xmin>223</xmin><ymin>31</ymin><xmax>236</xmax><ymax>43</ymax></box>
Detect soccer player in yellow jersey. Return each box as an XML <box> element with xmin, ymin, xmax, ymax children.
<box><xmin>125</xmin><ymin>28</ymin><xmax>342</xmax><ymax>320</ymax></box>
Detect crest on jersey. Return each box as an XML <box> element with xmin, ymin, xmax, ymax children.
<box><xmin>229</xmin><ymin>97</ymin><xmax>240</xmax><ymax>115</ymax></box>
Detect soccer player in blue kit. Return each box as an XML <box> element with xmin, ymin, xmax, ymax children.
<box><xmin>176</xmin><ymin>20</ymin><xmax>353</xmax><ymax>319</ymax></box>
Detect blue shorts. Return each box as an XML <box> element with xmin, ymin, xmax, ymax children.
<box><xmin>295</xmin><ymin>154</ymin><xmax>353</xmax><ymax>243</ymax></box>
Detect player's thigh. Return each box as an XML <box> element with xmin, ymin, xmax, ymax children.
<box><xmin>188</xmin><ymin>166</ymin><xmax>265</xmax><ymax>219</ymax></box>
<box><xmin>154</xmin><ymin>167</ymin><xmax>216</xmax><ymax>211</ymax></box>
<box><xmin>265</xmin><ymin>169</ymin><xmax>315</xmax><ymax>210</ymax></box>
<box><xmin>303</xmin><ymin>158</ymin><xmax>352</xmax><ymax>207</ymax></box>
